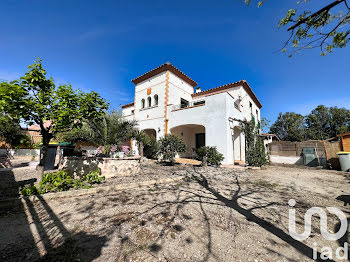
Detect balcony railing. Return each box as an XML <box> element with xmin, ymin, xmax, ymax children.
<box><xmin>172</xmin><ymin>100</ymin><xmax>205</xmax><ymax>111</ymax></box>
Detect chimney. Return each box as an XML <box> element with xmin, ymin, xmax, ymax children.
<box><xmin>196</xmin><ymin>87</ymin><xmax>201</xmax><ymax>93</ymax></box>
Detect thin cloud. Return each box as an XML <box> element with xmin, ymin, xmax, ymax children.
<box><xmin>75</xmin><ymin>24</ymin><xmax>135</xmax><ymax>42</ymax></box>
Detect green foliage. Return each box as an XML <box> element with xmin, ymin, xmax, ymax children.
<box><xmin>143</xmin><ymin>137</ymin><xmax>159</xmax><ymax>159</ymax></box>
<box><xmin>241</xmin><ymin>121</ymin><xmax>268</xmax><ymax>167</ymax></box>
<box><xmin>32</xmin><ymin>142</ymin><xmax>42</xmax><ymax>149</ymax></box>
<box><xmin>59</xmin><ymin>111</ymin><xmax>137</xmax><ymax>150</ymax></box>
<box><xmin>40</xmin><ymin>170</ymin><xmax>75</xmax><ymax>193</ymax></box>
<box><xmin>157</xmin><ymin>134</ymin><xmax>186</xmax><ymax>164</ymax></box>
<box><xmin>19</xmin><ymin>169</ymin><xmax>105</xmax><ymax>196</ymax></box>
<box><xmin>133</xmin><ymin>130</ymin><xmax>159</xmax><ymax>159</ymax></box>
<box><xmin>260</xmin><ymin>117</ymin><xmax>271</xmax><ymax>133</ymax></box>
<box><xmin>270</xmin><ymin>112</ymin><xmax>305</xmax><ymax>142</ymax></box>
<box><xmin>196</xmin><ymin>146</ymin><xmax>224</xmax><ymax>166</ymax></box>
<box><xmin>87</xmin><ymin>110</ymin><xmax>137</xmax><ymax>146</ymax></box>
<box><xmin>0</xmin><ymin>58</ymin><xmax>108</xmax><ymax>167</ymax></box>
<box><xmin>270</xmin><ymin>105</ymin><xmax>350</xmax><ymax>141</ymax></box>
<box><xmin>0</xmin><ymin>114</ymin><xmax>30</xmax><ymax>148</ymax></box>
<box><xmin>305</xmin><ymin>105</ymin><xmax>350</xmax><ymax>140</ymax></box>
<box><xmin>243</xmin><ymin>0</ymin><xmax>350</xmax><ymax>55</ymax></box>
<box><xmin>84</xmin><ymin>169</ymin><xmax>105</xmax><ymax>184</ymax></box>
<box><xmin>56</xmin><ymin>123</ymin><xmax>92</xmax><ymax>143</ymax></box>
<box><xmin>19</xmin><ymin>184</ymin><xmax>40</xmax><ymax>196</ymax></box>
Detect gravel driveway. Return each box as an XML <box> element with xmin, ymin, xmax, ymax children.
<box><xmin>0</xmin><ymin>163</ymin><xmax>349</xmax><ymax>261</ymax></box>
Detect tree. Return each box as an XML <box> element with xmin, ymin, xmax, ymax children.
<box><xmin>0</xmin><ymin>59</ymin><xmax>108</xmax><ymax>177</ymax></box>
<box><xmin>157</xmin><ymin>134</ymin><xmax>186</xmax><ymax>165</ymax></box>
<box><xmin>244</xmin><ymin>0</ymin><xmax>350</xmax><ymax>55</ymax></box>
<box><xmin>305</xmin><ymin>105</ymin><xmax>350</xmax><ymax>139</ymax></box>
<box><xmin>58</xmin><ymin>110</ymin><xmax>138</xmax><ymax>153</ymax></box>
<box><xmin>0</xmin><ymin>114</ymin><xmax>31</xmax><ymax>148</ymax></box>
<box><xmin>260</xmin><ymin>117</ymin><xmax>271</xmax><ymax>133</ymax></box>
<box><xmin>270</xmin><ymin>112</ymin><xmax>305</xmax><ymax>141</ymax></box>
<box><xmin>195</xmin><ymin>146</ymin><xmax>224</xmax><ymax>166</ymax></box>
<box><xmin>87</xmin><ymin>110</ymin><xmax>137</xmax><ymax>146</ymax></box>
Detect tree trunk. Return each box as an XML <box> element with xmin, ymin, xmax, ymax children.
<box><xmin>139</xmin><ymin>142</ymin><xmax>144</xmax><ymax>157</ymax></box>
<box><xmin>36</xmin><ymin>130</ymin><xmax>52</xmax><ymax>184</ymax></box>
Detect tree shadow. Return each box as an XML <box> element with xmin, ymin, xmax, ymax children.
<box><xmin>189</xmin><ymin>166</ymin><xmax>335</xmax><ymax>262</ymax></box>
<box><xmin>0</xmin><ymin>168</ymin><xmax>107</xmax><ymax>261</ymax></box>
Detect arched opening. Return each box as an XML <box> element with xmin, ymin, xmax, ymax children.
<box><xmin>143</xmin><ymin>128</ymin><xmax>157</xmax><ymax>140</ymax></box>
<box><xmin>154</xmin><ymin>94</ymin><xmax>158</xmax><ymax>106</ymax></box>
<box><xmin>170</xmin><ymin>124</ymin><xmax>205</xmax><ymax>158</ymax></box>
<box><xmin>147</xmin><ymin>97</ymin><xmax>151</xmax><ymax>107</ymax></box>
<box><xmin>141</xmin><ymin>99</ymin><xmax>145</xmax><ymax>109</ymax></box>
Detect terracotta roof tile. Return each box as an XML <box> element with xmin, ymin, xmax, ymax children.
<box><xmin>121</xmin><ymin>102</ymin><xmax>134</xmax><ymax>108</ymax></box>
<box><xmin>192</xmin><ymin>80</ymin><xmax>262</xmax><ymax>109</ymax></box>
<box><xmin>131</xmin><ymin>62</ymin><xmax>198</xmax><ymax>87</ymax></box>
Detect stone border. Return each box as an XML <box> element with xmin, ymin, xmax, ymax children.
<box><xmin>0</xmin><ymin>176</ymin><xmax>184</xmax><ymax>209</ymax></box>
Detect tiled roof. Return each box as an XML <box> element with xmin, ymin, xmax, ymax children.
<box><xmin>121</xmin><ymin>102</ymin><xmax>134</xmax><ymax>108</ymax></box>
<box><xmin>28</xmin><ymin>120</ymin><xmax>52</xmax><ymax>131</ymax></box>
<box><xmin>192</xmin><ymin>80</ymin><xmax>262</xmax><ymax>109</ymax></box>
<box><xmin>131</xmin><ymin>62</ymin><xmax>198</xmax><ymax>87</ymax></box>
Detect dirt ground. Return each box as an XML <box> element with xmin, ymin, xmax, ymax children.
<box><xmin>0</xmin><ymin>162</ymin><xmax>349</xmax><ymax>262</ymax></box>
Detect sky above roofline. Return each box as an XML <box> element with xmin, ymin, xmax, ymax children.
<box><xmin>0</xmin><ymin>0</ymin><xmax>349</xmax><ymax>125</ymax></box>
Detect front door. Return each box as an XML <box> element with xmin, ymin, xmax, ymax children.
<box><xmin>195</xmin><ymin>133</ymin><xmax>205</xmax><ymax>149</ymax></box>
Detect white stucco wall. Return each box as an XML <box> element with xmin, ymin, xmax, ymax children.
<box><xmin>168</xmin><ymin>92</ymin><xmax>244</xmax><ymax>164</ymax></box>
<box><xmin>121</xmin><ymin>68</ymin><xmax>261</xmax><ymax>165</ymax></box>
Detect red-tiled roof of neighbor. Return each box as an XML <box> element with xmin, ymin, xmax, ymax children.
<box><xmin>28</xmin><ymin>120</ymin><xmax>52</xmax><ymax>131</ymax></box>
<box><xmin>131</xmin><ymin>62</ymin><xmax>198</xmax><ymax>87</ymax></box>
<box><xmin>261</xmin><ymin>133</ymin><xmax>280</xmax><ymax>140</ymax></box>
<box><xmin>192</xmin><ymin>80</ymin><xmax>262</xmax><ymax>109</ymax></box>
<box><xmin>121</xmin><ymin>102</ymin><xmax>134</xmax><ymax>109</ymax></box>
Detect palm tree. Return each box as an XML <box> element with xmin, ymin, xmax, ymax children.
<box><xmin>58</xmin><ymin>110</ymin><xmax>138</xmax><ymax>149</ymax></box>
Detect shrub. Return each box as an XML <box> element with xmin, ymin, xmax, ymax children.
<box><xmin>39</xmin><ymin>170</ymin><xmax>75</xmax><ymax>193</ymax></box>
<box><xmin>157</xmin><ymin>134</ymin><xmax>186</xmax><ymax>164</ymax></box>
<box><xmin>240</xmin><ymin>121</ymin><xmax>268</xmax><ymax>167</ymax></box>
<box><xmin>196</xmin><ymin>146</ymin><xmax>224</xmax><ymax>166</ymax></box>
<box><xmin>19</xmin><ymin>184</ymin><xmax>40</xmax><ymax>196</ymax></box>
<box><xmin>19</xmin><ymin>169</ymin><xmax>105</xmax><ymax>196</ymax></box>
<box><xmin>143</xmin><ymin>137</ymin><xmax>158</xmax><ymax>159</ymax></box>
<box><xmin>84</xmin><ymin>169</ymin><xmax>105</xmax><ymax>184</ymax></box>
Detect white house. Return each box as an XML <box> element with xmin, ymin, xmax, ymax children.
<box><xmin>121</xmin><ymin>62</ymin><xmax>262</xmax><ymax>165</ymax></box>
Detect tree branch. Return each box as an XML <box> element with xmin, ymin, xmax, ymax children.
<box><xmin>288</xmin><ymin>0</ymin><xmax>345</xmax><ymax>31</ymax></box>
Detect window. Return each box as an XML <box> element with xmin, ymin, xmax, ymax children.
<box><xmin>154</xmin><ymin>94</ymin><xmax>158</xmax><ymax>106</ymax></box>
<box><xmin>148</xmin><ymin>97</ymin><xmax>151</xmax><ymax>107</ymax></box>
<box><xmin>141</xmin><ymin>99</ymin><xmax>145</xmax><ymax>109</ymax></box>
<box><xmin>249</xmin><ymin>101</ymin><xmax>252</xmax><ymax>113</ymax></box>
<box><xmin>131</xmin><ymin>110</ymin><xmax>134</xmax><ymax>114</ymax></box>
<box><xmin>256</xmin><ymin>109</ymin><xmax>259</xmax><ymax>120</ymax></box>
<box><xmin>180</xmin><ymin>98</ymin><xmax>189</xmax><ymax>108</ymax></box>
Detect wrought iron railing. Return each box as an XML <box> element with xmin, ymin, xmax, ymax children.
<box><xmin>172</xmin><ymin>100</ymin><xmax>205</xmax><ymax>111</ymax></box>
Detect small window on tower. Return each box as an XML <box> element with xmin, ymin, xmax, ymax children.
<box><xmin>141</xmin><ymin>99</ymin><xmax>145</xmax><ymax>109</ymax></box>
<box><xmin>154</xmin><ymin>94</ymin><xmax>158</xmax><ymax>106</ymax></box>
<box><xmin>148</xmin><ymin>97</ymin><xmax>151</xmax><ymax>107</ymax></box>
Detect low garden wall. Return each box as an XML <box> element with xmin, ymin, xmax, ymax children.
<box><xmin>59</xmin><ymin>156</ymin><xmax>141</xmax><ymax>178</ymax></box>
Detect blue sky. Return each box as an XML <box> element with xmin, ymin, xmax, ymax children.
<box><xmin>0</xmin><ymin>0</ymin><xmax>349</xmax><ymax>125</ymax></box>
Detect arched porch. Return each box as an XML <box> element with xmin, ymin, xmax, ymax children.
<box><xmin>143</xmin><ymin>128</ymin><xmax>157</xmax><ymax>140</ymax></box>
<box><xmin>170</xmin><ymin>124</ymin><xmax>206</xmax><ymax>158</ymax></box>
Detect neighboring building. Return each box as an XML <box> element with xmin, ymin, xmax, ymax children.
<box><xmin>261</xmin><ymin>133</ymin><xmax>280</xmax><ymax>154</ymax></box>
<box><xmin>338</xmin><ymin>132</ymin><xmax>350</xmax><ymax>152</ymax></box>
<box><xmin>122</xmin><ymin>62</ymin><xmax>262</xmax><ymax>165</ymax></box>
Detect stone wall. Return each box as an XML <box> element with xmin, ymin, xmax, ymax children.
<box><xmin>59</xmin><ymin>156</ymin><xmax>141</xmax><ymax>178</ymax></box>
